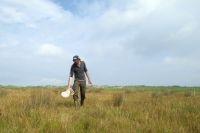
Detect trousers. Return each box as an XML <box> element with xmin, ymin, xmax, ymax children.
<box><xmin>72</xmin><ymin>80</ymin><xmax>86</xmax><ymax>103</ymax></box>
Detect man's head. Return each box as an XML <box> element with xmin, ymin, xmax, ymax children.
<box><xmin>73</xmin><ymin>55</ymin><xmax>80</xmax><ymax>64</ymax></box>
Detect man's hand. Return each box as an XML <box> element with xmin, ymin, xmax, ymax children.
<box><xmin>88</xmin><ymin>79</ymin><xmax>92</xmax><ymax>85</ymax></box>
<box><xmin>70</xmin><ymin>87</ymin><xmax>74</xmax><ymax>95</ymax></box>
<box><xmin>86</xmin><ymin>72</ymin><xmax>92</xmax><ymax>85</ymax></box>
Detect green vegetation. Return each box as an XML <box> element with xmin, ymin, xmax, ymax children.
<box><xmin>0</xmin><ymin>86</ymin><xmax>200</xmax><ymax>133</ymax></box>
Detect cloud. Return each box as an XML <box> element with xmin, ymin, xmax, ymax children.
<box><xmin>0</xmin><ymin>44</ymin><xmax>7</xmax><ymax>49</ymax></box>
<box><xmin>163</xmin><ymin>56</ymin><xmax>200</xmax><ymax>68</ymax></box>
<box><xmin>38</xmin><ymin>78</ymin><xmax>64</xmax><ymax>85</ymax></box>
<box><xmin>0</xmin><ymin>0</ymin><xmax>200</xmax><ymax>86</ymax></box>
<box><xmin>37</xmin><ymin>43</ymin><xmax>64</xmax><ymax>58</ymax></box>
<box><xmin>0</xmin><ymin>0</ymin><xmax>72</xmax><ymax>27</ymax></box>
<box><xmin>168</xmin><ymin>22</ymin><xmax>198</xmax><ymax>40</ymax></box>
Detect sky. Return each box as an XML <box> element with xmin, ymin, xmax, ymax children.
<box><xmin>0</xmin><ymin>0</ymin><xmax>200</xmax><ymax>86</ymax></box>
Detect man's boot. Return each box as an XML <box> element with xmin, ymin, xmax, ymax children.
<box><xmin>80</xmin><ymin>100</ymin><xmax>84</xmax><ymax>106</ymax></box>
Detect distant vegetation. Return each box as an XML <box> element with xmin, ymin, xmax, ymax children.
<box><xmin>0</xmin><ymin>86</ymin><xmax>200</xmax><ymax>133</ymax></box>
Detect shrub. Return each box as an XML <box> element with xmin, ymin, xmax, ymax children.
<box><xmin>0</xmin><ymin>89</ymin><xmax>8</xmax><ymax>97</ymax></box>
<box><xmin>184</xmin><ymin>91</ymin><xmax>193</xmax><ymax>97</ymax></box>
<box><xmin>151</xmin><ymin>91</ymin><xmax>161</xmax><ymax>98</ymax></box>
<box><xmin>124</xmin><ymin>89</ymin><xmax>132</xmax><ymax>94</ymax></box>
<box><xmin>112</xmin><ymin>93</ymin><xmax>124</xmax><ymax>107</ymax></box>
<box><xmin>163</xmin><ymin>90</ymin><xmax>175</xmax><ymax>96</ymax></box>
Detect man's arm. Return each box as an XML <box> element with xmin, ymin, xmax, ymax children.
<box><xmin>86</xmin><ymin>71</ymin><xmax>92</xmax><ymax>85</ymax></box>
<box><xmin>83</xmin><ymin>61</ymin><xmax>92</xmax><ymax>84</ymax></box>
<box><xmin>67</xmin><ymin>75</ymin><xmax>71</xmax><ymax>88</ymax></box>
<box><xmin>67</xmin><ymin>65</ymin><xmax>74</xmax><ymax>88</ymax></box>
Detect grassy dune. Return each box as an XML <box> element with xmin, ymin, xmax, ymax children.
<box><xmin>0</xmin><ymin>86</ymin><xmax>200</xmax><ymax>133</ymax></box>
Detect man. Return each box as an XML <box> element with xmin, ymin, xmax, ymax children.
<box><xmin>67</xmin><ymin>55</ymin><xmax>92</xmax><ymax>108</ymax></box>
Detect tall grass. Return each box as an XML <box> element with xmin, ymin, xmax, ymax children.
<box><xmin>0</xmin><ymin>86</ymin><xmax>200</xmax><ymax>133</ymax></box>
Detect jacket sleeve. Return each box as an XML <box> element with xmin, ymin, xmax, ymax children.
<box><xmin>83</xmin><ymin>61</ymin><xmax>88</xmax><ymax>72</ymax></box>
<box><xmin>70</xmin><ymin>65</ymin><xmax>74</xmax><ymax>77</ymax></box>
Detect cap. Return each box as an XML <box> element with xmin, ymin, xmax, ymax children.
<box><xmin>73</xmin><ymin>55</ymin><xmax>80</xmax><ymax>61</ymax></box>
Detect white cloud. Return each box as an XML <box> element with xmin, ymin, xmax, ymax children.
<box><xmin>0</xmin><ymin>0</ymin><xmax>72</xmax><ymax>27</ymax></box>
<box><xmin>0</xmin><ymin>0</ymin><xmax>200</xmax><ymax>86</ymax></box>
<box><xmin>0</xmin><ymin>44</ymin><xmax>7</xmax><ymax>49</ymax></box>
<box><xmin>169</xmin><ymin>22</ymin><xmax>198</xmax><ymax>40</ymax></box>
<box><xmin>163</xmin><ymin>56</ymin><xmax>200</xmax><ymax>69</ymax></box>
<box><xmin>38</xmin><ymin>78</ymin><xmax>64</xmax><ymax>85</ymax></box>
<box><xmin>37</xmin><ymin>43</ymin><xmax>64</xmax><ymax>58</ymax></box>
<box><xmin>96</xmin><ymin>0</ymin><xmax>163</xmax><ymax>31</ymax></box>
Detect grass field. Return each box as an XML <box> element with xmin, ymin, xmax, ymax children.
<box><xmin>0</xmin><ymin>86</ymin><xmax>200</xmax><ymax>133</ymax></box>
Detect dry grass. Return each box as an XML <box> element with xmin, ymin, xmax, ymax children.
<box><xmin>0</xmin><ymin>86</ymin><xmax>200</xmax><ymax>133</ymax></box>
